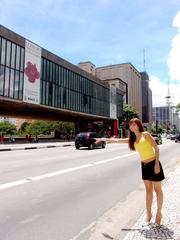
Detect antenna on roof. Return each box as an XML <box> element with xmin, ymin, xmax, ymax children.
<box><xmin>143</xmin><ymin>48</ymin><xmax>146</xmax><ymax>72</ymax></box>
<box><xmin>165</xmin><ymin>78</ymin><xmax>172</xmax><ymax>129</ymax></box>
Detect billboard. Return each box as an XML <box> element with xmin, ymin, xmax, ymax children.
<box><xmin>110</xmin><ymin>85</ymin><xmax>117</xmax><ymax>119</ymax></box>
<box><xmin>23</xmin><ymin>40</ymin><xmax>41</xmax><ymax>104</ymax></box>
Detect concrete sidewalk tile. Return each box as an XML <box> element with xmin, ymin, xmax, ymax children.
<box><xmin>115</xmin><ymin>165</ymin><xmax>180</xmax><ymax>240</ymax></box>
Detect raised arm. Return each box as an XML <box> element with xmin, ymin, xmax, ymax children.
<box><xmin>95</xmin><ymin>137</ymin><xmax>129</xmax><ymax>144</ymax></box>
<box><xmin>107</xmin><ymin>138</ymin><xmax>128</xmax><ymax>143</ymax></box>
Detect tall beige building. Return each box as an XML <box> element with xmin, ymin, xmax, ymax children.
<box><xmin>95</xmin><ymin>63</ymin><xmax>142</xmax><ymax>119</ymax></box>
<box><xmin>78</xmin><ymin>61</ymin><xmax>96</xmax><ymax>76</ymax></box>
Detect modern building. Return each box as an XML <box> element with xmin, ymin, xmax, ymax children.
<box><xmin>0</xmin><ymin>24</ymin><xmax>126</xmax><ymax>136</ymax></box>
<box><xmin>78</xmin><ymin>61</ymin><xmax>96</xmax><ymax>76</ymax></box>
<box><xmin>173</xmin><ymin>112</ymin><xmax>180</xmax><ymax>130</ymax></box>
<box><xmin>152</xmin><ymin>106</ymin><xmax>174</xmax><ymax>129</ymax></box>
<box><xmin>95</xmin><ymin>63</ymin><xmax>142</xmax><ymax>119</ymax></box>
<box><xmin>140</xmin><ymin>72</ymin><xmax>150</xmax><ymax>123</ymax></box>
<box><xmin>78</xmin><ymin>62</ymin><xmax>153</xmax><ymax>123</ymax></box>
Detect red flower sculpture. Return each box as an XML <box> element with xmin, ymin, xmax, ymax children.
<box><xmin>24</xmin><ymin>61</ymin><xmax>40</xmax><ymax>83</ymax></box>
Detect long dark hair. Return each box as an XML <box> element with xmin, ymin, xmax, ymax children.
<box><xmin>128</xmin><ymin>118</ymin><xmax>144</xmax><ymax>150</ymax></box>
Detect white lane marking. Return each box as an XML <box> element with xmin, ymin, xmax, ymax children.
<box><xmin>0</xmin><ymin>152</ymin><xmax>136</xmax><ymax>190</ymax></box>
<box><xmin>0</xmin><ymin>143</ymin><xmax>171</xmax><ymax>190</ymax></box>
<box><xmin>29</xmin><ymin>164</ymin><xmax>92</xmax><ymax>181</ymax></box>
<box><xmin>94</xmin><ymin>152</ymin><xmax>136</xmax><ymax>165</ymax></box>
<box><xmin>0</xmin><ymin>179</ymin><xmax>30</xmax><ymax>190</ymax></box>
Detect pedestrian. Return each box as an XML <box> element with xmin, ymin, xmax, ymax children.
<box><xmin>0</xmin><ymin>134</ymin><xmax>4</xmax><ymax>144</ymax></box>
<box><xmin>9</xmin><ymin>134</ymin><xmax>15</xmax><ymax>143</ymax></box>
<box><xmin>28</xmin><ymin>135</ymin><xmax>32</xmax><ymax>143</ymax></box>
<box><xmin>33</xmin><ymin>135</ymin><xmax>39</xmax><ymax>143</ymax></box>
<box><xmin>96</xmin><ymin>118</ymin><xmax>165</xmax><ymax>227</ymax></box>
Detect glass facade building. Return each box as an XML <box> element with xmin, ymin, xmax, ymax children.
<box><xmin>41</xmin><ymin>57</ymin><xmax>110</xmax><ymax>117</ymax></box>
<box><xmin>0</xmin><ymin>24</ymin><xmax>125</xmax><ymax>137</ymax></box>
<box><xmin>0</xmin><ymin>35</ymin><xmax>111</xmax><ymax>118</ymax></box>
<box><xmin>0</xmin><ymin>36</ymin><xmax>24</xmax><ymax>100</ymax></box>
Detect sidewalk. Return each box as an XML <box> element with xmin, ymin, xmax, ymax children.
<box><xmin>115</xmin><ymin>162</ymin><xmax>180</xmax><ymax>240</ymax></box>
<box><xmin>0</xmin><ymin>141</ymin><xmax>74</xmax><ymax>151</ymax></box>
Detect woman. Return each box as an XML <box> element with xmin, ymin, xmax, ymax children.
<box><xmin>97</xmin><ymin>118</ymin><xmax>165</xmax><ymax>227</ymax></box>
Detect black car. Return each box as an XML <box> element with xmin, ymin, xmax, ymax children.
<box><xmin>75</xmin><ymin>132</ymin><xmax>106</xmax><ymax>150</ymax></box>
<box><xmin>175</xmin><ymin>134</ymin><xmax>180</xmax><ymax>143</ymax></box>
<box><xmin>151</xmin><ymin>134</ymin><xmax>162</xmax><ymax>145</ymax></box>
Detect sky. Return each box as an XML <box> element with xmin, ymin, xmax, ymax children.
<box><xmin>0</xmin><ymin>0</ymin><xmax>180</xmax><ymax>107</ymax></box>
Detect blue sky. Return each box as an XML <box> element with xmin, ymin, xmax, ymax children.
<box><xmin>0</xmin><ymin>0</ymin><xmax>180</xmax><ymax>106</ymax></box>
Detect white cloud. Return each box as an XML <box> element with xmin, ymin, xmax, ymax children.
<box><xmin>167</xmin><ymin>11</ymin><xmax>180</xmax><ymax>82</ymax></box>
<box><xmin>149</xmin><ymin>75</ymin><xmax>180</xmax><ymax>107</ymax></box>
<box><xmin>149</xmin><ymin>76</ymin><xmax>167</xmax><ymax>107</ymax></box>
<box><xmin>150</xmin><ymin>11</ymin><xmax>180</xmax><ymax>108</ymax></box>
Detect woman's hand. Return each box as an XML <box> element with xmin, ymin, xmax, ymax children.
<box><xmin>94</xmin><ymin>138</ymin><xmax>104</xmax><ymax>144</ymax></box>
<box><xmin>154</xmin><ymin>162</ymin><xmax>160</xmax><ymax>174</ymax></box>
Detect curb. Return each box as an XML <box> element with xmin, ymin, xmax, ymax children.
<box><xmin>0</xmin><ymin>143</ymin><xmax>74</xmax><ymax>151</ymax></box>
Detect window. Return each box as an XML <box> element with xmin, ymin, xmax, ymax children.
<box><xmin>9</xmin><ymin>69</ymin><xmax>14</xmax><ymax>98</ymax></box>
<box><xmin>63</xmin><ymin>88</ymin><xmax>66</xmax><ymax>105</ymax></box>
<box><xmin>6</xmin><ymin>41</ymin><xmax>11</xmax><ymax>67</ymax></box>
<box><xmin>0</xmin><ymin>65</ymin><xmax>5</xmax><ymax>95</ymax></box>
<box><xmin>11</xmin><ymin>43</ymin><xmax>16</xmax><ymax>69</ymax></box>
<box><xmin>4</xmin><ymin>67</ymin><xmax>10</xmax><ymax>96</ymax></box>
<box><xmin>15</xmin><ymin>46</ymin><xmax>20</xmax><ymax>70</ymax></box>
<box><xmin>1</xmin><ymin>38</ymin><xmax>6</xmax><ymax>65</ymax></box>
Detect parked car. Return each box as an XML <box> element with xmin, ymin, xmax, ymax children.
<box><xmin>175</xmin><ymin>134</ymin><xmax>180</xmax><ymax>143</ymax></box>
<box><xmin>151</xmin><ymin>134</ymin><xmax>162</xmax><ymax>145</ymax></box>
<box><xmin>75</xmin><ymin>132</ymin><xmax>106</xmax><ymax>150</ymax></box>
<box><xmin>170</xmin><ymin>134</ymin><xmax>177</xmax><ymax>140</ymax></box>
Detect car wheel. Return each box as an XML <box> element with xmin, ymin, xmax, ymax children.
<box><xmin>75</xmin><ymin>145</ymin><xmax>80</xmax><ymax>149</ymax></box>
<box><xmin>102</xmin><ymin>142</ymin><xmax>106</xmax><ymax>148</ymax></box>
<box><xmin>89</xmin><ymin>143</ymin><xmax>93</xmax><ymax>150</ymax></box>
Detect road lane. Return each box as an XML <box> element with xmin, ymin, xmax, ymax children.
<box><xmin>0</xmin><ymin>140</ymin><xmax>174</xmax><ymax>185</ymax></box>
<box><xmin>0</xmin><ymin>144</ymin><xmax>131</xmax><ymax>184</ymax></box>
<box><xmin>0</xmin><ymin>141</ymin><xmax>179</xmax><ymax>240</ymax></box>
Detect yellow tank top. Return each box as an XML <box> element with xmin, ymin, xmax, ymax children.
<box><xmin>134</xmin><ymin>132</ymin><xmax>155</xmax><ymax>161</ymax></box>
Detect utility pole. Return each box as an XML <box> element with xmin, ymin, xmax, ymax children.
<box><xmin>165</xmin><ymin>78</ymin><xmax>171</xmax><ymax>133</ymax></box>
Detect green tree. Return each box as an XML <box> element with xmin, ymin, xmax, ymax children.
<box><xmin>24</xmin><ymin>120</ymin><xmax>75</xmax><ymax>137</ymax></box>
<box><xmin>149</xmin><ymin>123</ymin><xmax>164</xmax><ymax>134</ymax></box>
<box><xmin>50</xmin><ymin>121</ymin><xmax>75</xmax><ymax>138</ymax></box>
<box><xmin>118</xmin><ymin>104</ymin><xmax>139</xmax><ymax>137</ymax></box>
<box><xmin>25</xmin><ymin>120</ymin><xmax>51</xmax><ymax>135</ymax></box>
<box><xmin>119</xmin><ymin>103</ymin><xmax>139</xmax><ymax>129</ymax></box>
<box><xmin>176</xmin><ymin>103</ymin><xmax>180</xmax><ymax>113</ymax></box>
<box><xmin>0</xmin><ymin>121</ymin><xmax>16</xmax><ymax>135</ymax></box>
<box><xmin>18</xmin><ymin>121</ymin><xmax>30</xmax><ymax>135</ymax></box>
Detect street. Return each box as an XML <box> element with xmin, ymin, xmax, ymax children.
<box><xmin>0</xmin><ymin>140</ymin><xmax>180</xmax><ymax>240</ymax></box>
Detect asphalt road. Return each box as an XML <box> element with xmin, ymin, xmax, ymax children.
<box><xmin>0</xmin><ymin>140</ymin><xmax>179</xmax><ymax>240</ymax></box>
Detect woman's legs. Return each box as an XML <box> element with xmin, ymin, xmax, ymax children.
<box><xmin>143</xmin><ymin>180</ymin><xmax>153</xmax><ymax>222</ymax></box>
<box><xmin>153</xmin><ymin>181</ymin><xmax>163</xmax><ymax>225</ymax></box>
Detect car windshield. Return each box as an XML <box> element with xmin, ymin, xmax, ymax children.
<box><xmin>77</xmin><ymin>132</ymin><xmax>89</xmax><ymax>137</ymax></box>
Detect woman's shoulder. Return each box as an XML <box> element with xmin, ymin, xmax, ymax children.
<box><xmin>142</xmin><ymin>131</ymin><xmax>151</xmax><ymax>138</ymax></box>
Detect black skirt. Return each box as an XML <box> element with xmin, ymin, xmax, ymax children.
<box><xmin>141</xmin><ymin>160</ymin><xmax>165</xmax><ymax>181</ymax></box>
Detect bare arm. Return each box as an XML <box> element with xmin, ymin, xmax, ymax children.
<box><xmin>95</xmin><ymin>137</ymin><xmax>129</xmax><ymax>144</ymax></box>
<box><xmin>108</xmin><ymin>138</ymin><xmax>129</xmax><ymax>143</ymax></box>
